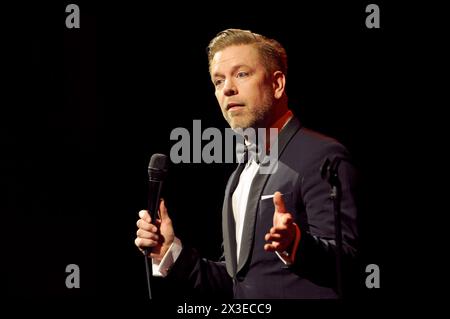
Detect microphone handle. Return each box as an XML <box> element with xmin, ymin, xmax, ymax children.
<box><xmin>148</xmin><ymin>179</ymin><xmax>163</xmax><ymax>223</ymax></box>
<box><xmin>144</xmin><ymin>179</ymin><xmax>163</xmax><ymax>300</ymax></box>
<box><xmin>144</xmin><ymin>250</ymin><xmax>152</xmax><ymax>300</ymax></box>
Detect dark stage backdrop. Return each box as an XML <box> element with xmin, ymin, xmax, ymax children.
<box><xmin>3</xmin><ymin>0</ymin><xmax>417</xmax><ymax>308</ymax></box>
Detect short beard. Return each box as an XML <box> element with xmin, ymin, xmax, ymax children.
<box><xmin>226</xmin><ymin>96</ymin><xmax>275</xmax><ymax>130</ymax></box>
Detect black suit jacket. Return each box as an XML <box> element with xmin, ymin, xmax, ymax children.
<box><xmin>167</xmin><ymin>116</ymin><xmax>358</xmax><ymax>299</ymax></box>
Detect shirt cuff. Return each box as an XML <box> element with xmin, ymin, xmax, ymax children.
<box><xmin>151</xmin><ymin>237</ymin><xmax>183</xmax><ymax>277</ymax></box>
<box><xmin>276</xmin><ymin>223</ymin><xmax>301</xmax><ymax>265</ymax></box>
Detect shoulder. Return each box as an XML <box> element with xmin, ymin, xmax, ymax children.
<box><xmin>279</xmin><ymin>127</ymin><xmax>352</xmax><ymax>176</ymax></box>
<box><xmin>292</xmin><ymin>127</ymin><xmax>350</xmax><ymax>157</ymax></box>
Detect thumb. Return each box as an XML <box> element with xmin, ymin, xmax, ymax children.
<box><xmin>158</xmin><ymin>198</ymin><xmax>169</xmax><ymax>220</ymax></box>
<box><xmin>273</xmin><ymin>191</ymin><xmax>286</xmax><ymax>214</ymax></box>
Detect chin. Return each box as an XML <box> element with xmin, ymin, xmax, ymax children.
<box><xmin>230</xmin><ymin>120</ymin><xmax>251</xmax><ymax>130</ymax></box>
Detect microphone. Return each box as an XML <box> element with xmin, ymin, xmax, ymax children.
<box><xmin>147</xmin><ymin>153</ymin><xmax>169</xmax><ymax>224</ymax></box>
<box><xmin>144</xmin><ymin>153</ymin><xmax>169</xmax><ymax>300</ymax></box>
<box><xmin>320</xmin><ymin>155</ymin><xmax>350</xmax><ymax>299</ymax></box>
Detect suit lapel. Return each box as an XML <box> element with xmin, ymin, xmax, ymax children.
<box><xmin>237</xmin><ymin>117</ymin><xmax>302</xmax><ymax>274</ymax></box>
<box><xmin>236</xmin><ymin>167</ymin><xmax>270</xmax><ymax>273</ymax></box>
<box><xmin>222</xmin><ymin>162</ymin><xmax>245</xmax><ymax>277</ymax></box>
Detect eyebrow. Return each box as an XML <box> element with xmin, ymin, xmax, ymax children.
<box><xmin>211</xmin><ymin>64</ymin><xmax>250</xmax><ymax>79</ymax></box>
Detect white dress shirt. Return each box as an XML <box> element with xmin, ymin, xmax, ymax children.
<box><xmin>232</xmin><ymin>158</ymin><xmax>260</xmax><ymax>263</ymax></box>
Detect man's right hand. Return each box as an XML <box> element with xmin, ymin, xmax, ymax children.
<box><xmin>135</xmin><ymin>199</ymin><xmax>175</xmax><ymax>261</ymax></box>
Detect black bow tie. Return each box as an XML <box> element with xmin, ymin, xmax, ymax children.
<box><xmin>244</xmin><ymin>143</ymin><xmax>260</xmax><ymax>164</ymax></box>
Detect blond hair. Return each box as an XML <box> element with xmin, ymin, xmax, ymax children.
<box><xmin>207</xmin><ymin>29</ymin><xmax>287</xmax><ymax>76</ymax></box>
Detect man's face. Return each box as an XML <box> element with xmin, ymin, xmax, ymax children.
<box><xmin>210</xmin><ymin>45</ymin><xmax>276</xmax><ymax>130</ymax></box>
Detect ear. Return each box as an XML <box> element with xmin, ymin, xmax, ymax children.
<box><xmin>272</xmin><ymin>71</ymin><xmax>286</xmax><ymax>99</ymax></box>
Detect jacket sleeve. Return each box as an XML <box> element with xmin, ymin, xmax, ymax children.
<box><xmin>165</xmin><ymin>244</ymin><xmax>233</xmax><ymax>299</ymax></box>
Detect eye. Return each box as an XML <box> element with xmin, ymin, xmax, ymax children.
<box><xmin>236</xmin><ymin>71</ymin><xmax>249</xmax><ymax>78</ymax></box>
<box><xmin>214</xmin><ymin>79</ymin><xmax>224</xmax><ymax>87</ymax></box>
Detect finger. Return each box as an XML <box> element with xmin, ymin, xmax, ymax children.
<box><xmin>265</xmin><ymin>232</ymin><xmax>281</xmax><ymax>241</ymax></box>
<box><xmin>272</xmin><ymin>214</ymin><xmax>293</xmax><ymax>231</ymax></box>
<box><xmin>264</xmin><ymin>242</ymin><xmax>280</xmax><ymax>252</ymax></box>
<box><xmin>134</xmin><ymin>237</ymin><xmax>158</xmax><ymax>249</ymax></box>
<box><xmin>271</xmin><ymin>223</ymin><xmax>296</xmax><ymax>239</ymax></box>
<box><xmin>136</xmin><ymin>219</ymin><xmax>158</xmax><ymax>232</ymax></box>
<box><xmin>270</xmin><ymin>226</ymin><xmax>289</xmax><ymax>234</ymax></box>
<box><xmin>273</xmin><ymin>192</ymin><xmax>286</xmax><ymax>214</ymax></box>
<box><xmin>136</xmin><ymin>229</ymin><xmax>159</xmax><ymax>241</ymax></box>
<box><xmin>138</xmin><ymin>210</ymin><xmax>151</xmax><ymax>223</ymax></box>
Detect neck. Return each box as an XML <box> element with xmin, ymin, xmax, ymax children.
<box><xmin>270</xmin><ymin>108</ymin><xmax>293</xmax><ymax>131</ymax></box>
<box><xmin>244</xmin><ymin>108</ymin><xmax>293</xmax><ymax>155</ymax></box>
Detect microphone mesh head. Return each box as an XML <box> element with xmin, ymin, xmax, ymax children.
<box><xmin>149</xmin><ymin>153</ymin><xmax>168</xmax><ymax>170</ymax></box>
<box><xmin>148</xmin><ymin>153</ymin><xmax>168</xmax><ymax>180</ymax></box>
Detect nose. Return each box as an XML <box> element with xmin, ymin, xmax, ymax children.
<box><xmin>223</xmin><ymin>78</ymin><xmax>238</xmax><ymax>97</ymax></box>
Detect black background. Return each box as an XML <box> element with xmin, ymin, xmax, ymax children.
<box><xmin>2</xmin><ymin>0</ymin><xmax>424</xmax><ymax>311</ymax></box>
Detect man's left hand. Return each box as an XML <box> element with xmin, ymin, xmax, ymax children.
<box><xmin>264</xmin><ymin>191</ymin><xmax>298</xmax><ymax>252</ymax></box>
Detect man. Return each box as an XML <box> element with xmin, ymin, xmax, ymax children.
<box><xmin>135</xmin><ymin>29</ymin><xmax>358</xmax><ymax>298</ymax></box>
